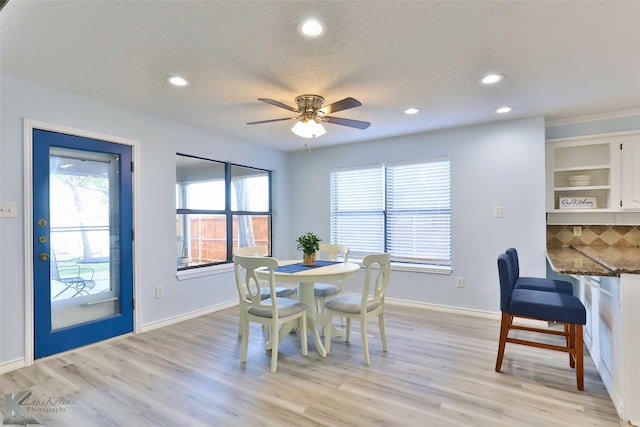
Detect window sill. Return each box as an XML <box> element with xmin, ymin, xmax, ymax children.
<box><xmin>176</xmin><ymin>263</ymin><xmax>233</xmax><ymax>280</ymax></box>
<box><xmin>349</xmin><ymin>258</ymin><xmax>452</xmax><ymax>275</ymax></box>
<box><xmin>391</xmin><ymin>262</ymin><xmax>452</xmax><ymax>274</ymax></box>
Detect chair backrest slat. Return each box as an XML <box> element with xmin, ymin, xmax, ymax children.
<box><xmin>318</xmin><ymin>244</ymin><xmax>349</xmax><ymax>262</ymax></box>
<box><xmin>233</xmin><ymin>246</ymin><xmax>268</xmax><ymax>257</ymax></box>
<box><xmin>360</xmin><ymin>253</ymin><xmax>391</xmax><ymax>309</ymax></box>
<box><xmin>233</xmin><ymin>254</ymin><xmax>279</xmax><ymax>315</ymax></box>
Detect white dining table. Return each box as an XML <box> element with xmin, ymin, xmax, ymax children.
<box><xmin>255</xmin><ymin>259</ymin><xmax>360</xmax><ymax>357</ymax></box>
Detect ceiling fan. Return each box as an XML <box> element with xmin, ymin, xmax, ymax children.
<box><xmin>247</xmin><ymin>94</ymin><xmax>370</xmax><ymax>138</ymax></box>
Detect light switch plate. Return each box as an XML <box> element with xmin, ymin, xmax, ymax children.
<box><xmin>493</xmin><ymin>207</ymin><xmax>503</xmax><ymax>218</ymax></box>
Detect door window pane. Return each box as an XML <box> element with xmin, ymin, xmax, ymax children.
<box><xmin>49</xmin><ymin>148</ymin><xmax>119</xmax><ymax>329</ymax></box>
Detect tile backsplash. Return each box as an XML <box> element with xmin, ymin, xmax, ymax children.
<box><xmin>547</xmin><ymin>225</ymin><xmax>640</xmax><ymax>248</ymax></box>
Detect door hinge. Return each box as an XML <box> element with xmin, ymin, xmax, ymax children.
<box><xmin>132</xmin><ymin>229</ymin><xmax>135</xmax><ymax>240</ymax></box>
<box><xmin>132</xmin><ymin>298</ymin><xmax>135</xmax><ymax>310</ymax></box>
<box><xmin>621</xmin><ymin>200</ymin><xmax>623</xmax><ymax>207</ymax></box>
<box><xmin>620</xmin><ymin>143</ymin><xmax>623</xmax><ymax>150</ymax></box>
<box><xmin>131</xmin><ymin>161</ymin><xmax>134</xmax><ymax>172</ymax></box>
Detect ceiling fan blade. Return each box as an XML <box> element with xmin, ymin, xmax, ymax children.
<box><xmin>258</xmin><ymin>98</ymin><xmax>300</xmax><ymax>113</ymax></box>
<box><xmin>323</xmin><ymin>116</ymin><xmax>371</xmax><ymax>129</ymax></box>
<box><xmin>319</xmin><ymin>97</ymin><xmax>362</xmax><ymax>115</ymax></box>
<box><xmin>247</xmin><ymin>117</ymin><xmax>298</xmax><ymax>125</ymax></box>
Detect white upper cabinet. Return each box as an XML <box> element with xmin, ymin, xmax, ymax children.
<box><xmin>621</xmin><ymin>135</ymin><xmax>640</xmax><ymax>210</ymax></box>
<box><xmin>546</xmin><ymin>131</ymin><xmax>640</xmax><ymax>214</ymax></box>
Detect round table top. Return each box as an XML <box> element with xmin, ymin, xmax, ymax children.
<box><xmin>255</xmin><ymin>260</ymin><xmax>360</xmax><ymax>283</ymax></box>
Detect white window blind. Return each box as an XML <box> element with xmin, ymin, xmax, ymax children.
<box><xmin>330</xmin><ymin>158</ymin><xmax>451</xmax><ymax>266</ymax></box>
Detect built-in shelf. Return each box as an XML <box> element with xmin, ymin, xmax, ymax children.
<box><xmin>554</xmin><ymin>185</ymin><xmax>611</xmax><ymax>191</ymax></box>
<box><xmin>554</xmin><ymin>164</ymin><xmax>611</xmax><ymax>172</ymax></box>
<box><xmin>547</xmin><ymin>137</ymin><xmax>615</xmax><ymax>212</ymax></box>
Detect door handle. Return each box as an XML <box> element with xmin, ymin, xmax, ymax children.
<box><xmin>38</xmin><ymin>253</ymin><xmax>49</xmax><ymax>261</ymax></box>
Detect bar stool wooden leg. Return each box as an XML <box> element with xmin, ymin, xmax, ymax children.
<box><xmin>495</xmin><ymin>312</ymin><xmax>510</xmax><ymax>372</ymax></box>
<box><xmin>567</xmin><ymin>323</ymin><xmax>575</xmax><ymax>368</ymax></box>
<box><xmin>575</xmin><ymin>324</ymin><xmax>584</xmax><ymax>390</ymax></box>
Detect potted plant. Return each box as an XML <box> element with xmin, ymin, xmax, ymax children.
<box><xmin>296</xmin><ymin>232</ymin><xmax>322</xmax><ymax>266</ymax></box>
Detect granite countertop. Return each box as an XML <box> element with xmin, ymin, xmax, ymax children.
<box><xmin>546</xmin><ymin>245</ymin><xmax>640</xmax><ymax>277</ymax></box>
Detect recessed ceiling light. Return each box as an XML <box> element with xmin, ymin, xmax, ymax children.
<box><xmin>404</xmin><ymin>108</ymin><xmax>420</xmax><ymax>115</ymax></box>
<box><xmin>297</xmin><ymin>19</ymin><xmax>326</xmax><ymax>38</ymax></box>
<box><xmin>496</xmin><ymin>106</ymin><xmax>513</xmax><ymax>114</ymax></box>
<box><xmin>167</xmin><ymin>76</ymin><xmax>189</xmax><ymax>87</ymax></box>
<box><xmin>481</xmin><ymin>73</ymin><xmax>504</xmax><ymax>85</ymax></box>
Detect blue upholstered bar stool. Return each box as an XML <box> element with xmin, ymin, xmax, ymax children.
<box><xmin>495</xmin><ymin>253</ymin><xmax>586</xmax><ymax>390</ymax></box>
<box><xmin>506</xmin><ymin>248</ymin><xmax>574</xmax><ymax>294</ymax></box>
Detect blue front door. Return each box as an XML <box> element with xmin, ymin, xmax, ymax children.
<box><xmin>33</xmin><ymin>129</ymin><xmax>134</xmax><ymax>358</ymax></box>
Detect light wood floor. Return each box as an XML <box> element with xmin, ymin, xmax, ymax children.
<box><xmin>1</xmin><ymin>304</ymin><xmax>626</xmax><ymax>426</ymax></box>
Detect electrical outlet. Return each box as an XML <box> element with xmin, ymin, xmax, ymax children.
<box><xmin>573</xmin><ymin>226</ymin><xmax>583</xmax><ymax>237</ymax></box>
<box><xmin>155</xmin><ymin>287</ymin><xmax>164</xmax><ymax>299</ymax></box>
<box><xmin>456</xmin><ymin>277</ymin><xmax>464</xmax><ymax>288</ymax></box>
<box><xmin>493</xmin><ymin>207</ymin><xmax>503</xmax><ymax>218</ymax></box>
<box><xmin>0</xmin><ymin>202</ymin><xmax>17</xmax><ymax>218</ymax></box>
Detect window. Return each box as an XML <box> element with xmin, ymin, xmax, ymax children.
<box><xmin>176</xmin><ymin>154</ymin><xmax>271</xmax><ymax>270</ymax></box>
<box><xmin>330</xmin><ymin>157</ymin><xmax>451</xmax><ymax>267</ymax></box>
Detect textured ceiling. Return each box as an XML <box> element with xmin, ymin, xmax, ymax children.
<box><xmin>1</xmin><ymin>1</ymin><xmax>639</xmax><ymax>151</ymax></box>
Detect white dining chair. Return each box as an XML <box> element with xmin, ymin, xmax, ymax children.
<box><xmin>313</xmin><ymin>243</ymin><xmax>349</xmax><ymax>311</ymax></box>
<box><xmin>233</xmin><ymin>254</ymin><xmax>308</xmax><ymax>373</ymax></box>
<box><xmin>323</xmin><ymin>253</ymin><xmax>391</xmax><ymax>365</ymax></box>
<box><xmin>233</xmin><ymin>246</ymin><xmax>296</xmax><ymax>338</ymax></box>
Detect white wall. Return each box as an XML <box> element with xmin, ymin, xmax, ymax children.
<box><xmin>0</xmin><ymin>74</ymin><xmax>291</xmax><ymax>365</ymax></box>
<box><xmin>288</xmin><ymin>117</ymin><xmax>547</xmax><ymax>312</ymax></box>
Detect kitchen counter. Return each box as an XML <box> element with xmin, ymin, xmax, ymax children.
<box><xmin>546</xmin><ymin>247</ymin><xmax>640</xmax><ymax>426</ymax></box>
<box><xmin>546</xmin><ymin>245</ymin><xmax>640</xmax><ymax>276</ymax></box>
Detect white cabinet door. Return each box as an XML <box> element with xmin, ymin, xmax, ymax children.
<box><xmin>621</xmin><ymin>137</ymin><xmax>640</xmax><ymax>211</ymax></box>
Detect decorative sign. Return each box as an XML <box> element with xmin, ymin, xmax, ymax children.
<box><xmin>559</xmin><ymin>196</ymin><xmax>598</xmax><ymax>209</ymax></box>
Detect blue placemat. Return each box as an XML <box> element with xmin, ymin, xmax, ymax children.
<box><xmin>275</xmin><ymin>260</ymin><xmax>340</xmax><ymax>273</ymax></box>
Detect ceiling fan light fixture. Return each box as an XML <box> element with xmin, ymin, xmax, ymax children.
<box><xmin>291</xmin><ymin>118</ymin><xmax>326</xmax><ymax>138</ymax></box>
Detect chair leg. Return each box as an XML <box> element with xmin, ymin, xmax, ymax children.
<box><xmin>378</xmin><ymin>312</ymin><xmax>388</xmax><ymax>352</ymax></box>
<box><xmin>566</xmin><ymin>323</ymin><xmax>575</xmax><ymax>368</ymax></box>
<box><xmin>575</xmin><ymin>324</ymin><xmax>584</xmax><ymax>390</ymax></box>
<box><xmin>324</xmin><ymin>310</ymin><xmax>333</xmax><ymax>355</ymax></box>
<box><xmin>495</xmin><ymin>312</ymin><xmax>510</xmax><ymax>372</ymax></box>
<box><xmin>345</xmin><ymin>318</ymin><xmax>351</xmax><ymax>342</ymax></box>
<box><xmin>270</xmin><ymin>320</ymin><xmax>279</xmax><ymax>373</ymax></box>
<box><xmin>240</xmin><ymin>321</ymin><xmax>249</xmax><ymax>364</ymax></box>
<box><xmin>301</xmin><ymin>313</ymin><xmax>308</xmax><ymax>356</ymax></box>
<box><xmin>361</xmin><ymin>317</ymin><xmax>370</xmax><ymax>365</ymax></box>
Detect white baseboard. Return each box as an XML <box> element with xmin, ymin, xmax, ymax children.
<box><xmin>387</xmin><ymin>297</ymin><xmax>501</xmax><ymax>320</ymax></box>
<box><xmin>386</xmin><ymin>297</ymin><xmax>552</xmax><ymax>329</ymax></box>
<box><xmin>0</xmin><ymin>357</ymin><xmax>26</xmax><ymax>375</ymax></box>
<box><xmin>139</xmin><ymin>300</ymin><xmax>237</xmax><ymax>333</ymax></box>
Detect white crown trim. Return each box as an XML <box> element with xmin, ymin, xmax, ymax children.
<box><xmin>546</xmin><ymin>108</ymin><xmax>640</xmax><ymax>127</ymax></box>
